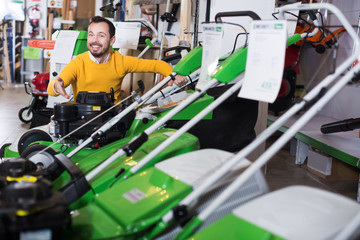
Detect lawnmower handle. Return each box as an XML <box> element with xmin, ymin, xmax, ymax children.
<box><xmin>215</xmin><ymin>11</ymin><xmax>261</xmax><ymax>23</ymax></box>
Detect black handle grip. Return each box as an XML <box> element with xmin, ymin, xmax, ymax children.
<box><xmin>215</xmin><ymin>11</ymin><xmax>261</xmax><ymax>23</ymax></box>
<box><xmin>163</xmin><ymin>46</ymin><xmax>191</xmax><ymax>57</ymax></box>
<box><xmin>109</xmin><ymin>87</ymin><xmax>115</xmax><ymax>102</ymax></box>
<box><xmin>24</xmin><ymin>82</ymin><xmax>32</xmax><ymax>95</ymax></box>
<box><xmin>136</xmin><ymin>80</ymin><xmax>145</xmax><ymax>93</ymax></box>
<box><xmin>172</xmin><ymin>205</ymin><xmax>194</xmax><ymax>227</ymax></box>
<box><xmin>321</xmin><ymin>118</ymin><xmax>360</xmax><ymax>134</ymax></box>
<box><xmin>123</xmin><ymin>132</ymin><xmax>148</xmax><ymax>156</ymax></box>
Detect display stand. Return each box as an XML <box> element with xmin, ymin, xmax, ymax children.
<box><xmin>268</xmin><ymin>113</ymin><xmax>360</xmax><ymax>201</ymax></box>
<box><xmin>268</xmin><ymin>113</ymin><xmax>360</xmax><ymax>167</ymax></box>
<box><xmin>2</xmin><ymin>21</ymin><xmax>12</xmax><ymax>84</ymax></box>
<box><xmin>20</xmin><ymin>37</ymin><xmax>44</xmax><ymax>84</ymax></box>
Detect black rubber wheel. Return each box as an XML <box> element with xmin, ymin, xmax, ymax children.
<box><xmin>18</xmin><ymin>129</ymin><xmax>53</xmax><ymax>155</ymax></box>
<box><xmin>21</xmin><ymin>144</ymin><xmax>64</xmax><ymax>180</ymax></box>
<box><xmin>18</xmin><ymin>107</ymin><xmax>34</xmax><ymax>123</ymax></box>
<box><xmin>21</xmin><ymin>143</ymin><xmax>65</xmax><ymax>180</ymax></box>
<box><xmin>0</xmin><ymin>143</ymin><xmax>11</xmax><ymax>158</ymax></box>
<box><xmin>21</xmin><ymin>144</ymin><xmax>57</xmax><ymax>169</ymax></box>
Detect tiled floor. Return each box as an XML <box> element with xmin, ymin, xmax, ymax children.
<box><xmin>265</xmin><ymin>135</ymin><xmax>359</xmax><ymax>201</ymax></box>
<box><xmin>0</xmin><ymin>82</ymin><xmax>358</xmax><ymax>202</ymax></box>
<box><xmin>0</xmin><ymin>82</ymin><xmax>31</xmax><ymax>147</ymax></box>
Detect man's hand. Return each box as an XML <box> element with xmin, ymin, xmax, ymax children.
<box><xmin>168</xmin><ymin>75</ymin><xmax>187</xmax><ymax>87</ymax></box>
<box><xmin>54</xmin><ymin>77</ymin><xmax>71</xmax><ymax>99</ymax></box>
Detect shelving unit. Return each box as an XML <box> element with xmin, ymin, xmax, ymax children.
<box><xmin>1</xmin><ymin>21</ymin><xmax>12</xmax><ymax>83</ymax></box>
<box><xmin>20</xmin><ymin>37</ymin><xmax>44</xmax><ymax>83</ymax></box>
<box><xmin>1</xmin><ymin>20</ymin><xmax>23</xmax><ymax>83</ymax></box>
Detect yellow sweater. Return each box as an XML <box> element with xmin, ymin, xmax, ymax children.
<box><xmin>47</xmin><ymin>51</ymin><xmax>173</xmax><ymax>103</ymax></box>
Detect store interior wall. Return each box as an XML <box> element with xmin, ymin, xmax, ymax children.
<box><xmin>203</xmin><ymin>0</ymin><xmax>276</xmax><ymax>57</ymax></box>
<box><xmin>19</xmin><ymin>0</ymin><xmax>360</xmax><ymax>121</ymax></box>
<box><xmin>298</xmin><ymin>0</ymin><xmax>360</xmax><ymax>120</ymax></box>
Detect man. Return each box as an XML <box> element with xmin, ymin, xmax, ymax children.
<box><xmin>47</xmin><ymin>16</ymin><xmax>187</xmax><ymax>103</ymax></box>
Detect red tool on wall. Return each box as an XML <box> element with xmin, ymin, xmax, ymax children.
<box><xmin>27</xmin><ymin>5</ymin><xmax>41</xmax><ymax>38</ymax></box>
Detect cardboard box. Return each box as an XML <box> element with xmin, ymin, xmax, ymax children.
<box><xmin>307</xmin><ymin>149</ymin><xmax>359</xmax><ymax>181</ymax></box>
<box><xmin>76</xmin><ymin>0</ymin><xmax>95</xmax><ymax>19</ymax></box>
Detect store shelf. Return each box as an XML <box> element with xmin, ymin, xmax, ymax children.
<box><xmin>268</xmin><ymin>113</ymin><xmax>360</xmax><ymax>168</ymax></box>
<box><xmin>20</xmin><ymin>37</ymin><xmax>44</xmax><ymax>83</ymax></box>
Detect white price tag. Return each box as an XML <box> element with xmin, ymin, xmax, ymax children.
<box><xmin>113</xmin><ymin>22</ymin><xmax>141</xmax><ymax>50</ymax></box>
<box><xmin>51</xmin><ymin>30</ymin><xmax>80</xmax><ymax>64</ymax></box>
<box><xmin>196</xmin><ymin>23</ymin><xmax>223</xmax><ymax>90</ymax></box>
<box><xmin>123</xmin><ymin>188</ymin><xmax>147</xmax><ymax>203</ymax></box>
<box><xmin>238</xmin><ymin>20</ymin><xmax>287</xmax><ymax>103</ymax></box>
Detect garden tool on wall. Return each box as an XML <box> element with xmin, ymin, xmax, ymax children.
<box><xmin>27</xmin><ymin>5</ymin><xmax>40</xmax><ymax>38</ymax></box>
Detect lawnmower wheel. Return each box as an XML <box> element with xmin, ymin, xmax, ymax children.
<box><xmin>21</xmin><ymin>144</ymin><xmax>64</xmax><ymax>180</ymax></box>
<box><xmin>18</xmin><ymin>129</ymin><xmax>53</xmax><ymax>155</ymax></box>
<box><xmin>20</xmin><ymin>144</ymin><xmax>57</xmax><ymax>169</ymax></box>
<box><xmin>18</xmin><ymin>107</ymin><xmax>34</xmax><ymax>123</ymax></box>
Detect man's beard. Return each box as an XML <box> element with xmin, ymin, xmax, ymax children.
<box><xmin>89</xmin><ymin>43</ymin><xmax>110</xmax><ymax>58</ymax></box>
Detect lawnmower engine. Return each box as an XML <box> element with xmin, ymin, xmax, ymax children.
<box><xmin>49</xmin><ymin>91</ymin><xmax>135</xmax><ymax>146</ymax></box>
<box><xmin>0</xmin><ymin>158</ymin><xmax>70</xmax><ymax>240</ymax></box>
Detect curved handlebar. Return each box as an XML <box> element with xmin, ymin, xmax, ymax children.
<box><xmin>215</xmin><ymin>11</ymin><xmax>261</xmax><ymax>23</ymax></box>
<box><xmin>24</xmin><ymin>82</ymin><xmax>33</xmax><ymax>95</ymax></box>
<box><xmin>163</xmin><ymin>46</ymin><xmax>191</xmax><ymax>57</ymax></box>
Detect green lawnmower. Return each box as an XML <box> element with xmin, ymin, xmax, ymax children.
<box><xmin>0</xmin><ymin>9</ymin><xmax>313</xmax><ymax>239</ymax></box>
<box><xmin>64</xmin><ymin>9</ymin><xmax>324</xmax><ymax>239</ymax></box>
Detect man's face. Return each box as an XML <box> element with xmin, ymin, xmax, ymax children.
<box><xmin>87</xmin><ymin>22</ymin><xmax>115</xmax><ymax>58</ymax></box>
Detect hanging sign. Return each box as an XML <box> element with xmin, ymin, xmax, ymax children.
<box><xmin>238</xmin><ymin>20</ymin><xmax>287</xmax><ymax>103</ymax></box>
<box><xmin>196</xmin><ymin>23</ymin><xmax>224</xmax><ymax>90</ymax></box>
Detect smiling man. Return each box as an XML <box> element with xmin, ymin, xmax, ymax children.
<box><xmin>47</xmin><ymin>16</ymin><xmax>186</xmax><ymax>103</ymax></box>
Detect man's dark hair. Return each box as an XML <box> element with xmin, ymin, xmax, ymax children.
<box><xmin>89</xmin><ymin>16</ymin><xmax>116</xmax><ymax>38</ymax></box>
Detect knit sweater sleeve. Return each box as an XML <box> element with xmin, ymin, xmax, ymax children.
<box><xmin>47</xmin><ymin>56</ymin><xmax>79</xmax><ymax>96</ymax></box>
<box><xmin>47</xmin><ymin>79</ymin><xmax>59</xmax><ymax>96</ymax></box>
<box><xmin>121</xmin><ymin>55</ymin><xmax>173</xmax><ymax>77</ymax></box>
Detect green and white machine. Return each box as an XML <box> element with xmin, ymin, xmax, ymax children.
<box><xmin>60</xmin><ymin>10</ymin><xmax>315</xmax><ymax>238</ymax></box>
<box><xmin>67</xmin><ymin>149</ymin><xmax>268</xmax><ymax>239</ymax></box>
<box><xmin>173</xmin><ymin>4</ymin><xmax>360</xmax><ymax>240</ymax></box>
<box><xmin>0</xmin><ymin>46</ymin><xmax>211</xmax><ymax>209</ymax></box>
<box><xmin>0</xmin><ymin>8</ymin><xmax>327</xmax><ymax>239</ymax></box>
<box><xmin>2</xmin><ymin>45</ymin><xmax>206</xmax><ymax>159</ymax></box>
<box><xmin>188</xmin><ymin>186</ymin><xmax>360</xmax><ymax>240</ymax></box>
<box><xmin>0</xmin><ymin>30</ymin><xmax>89</xmax><ymax>157</ymax></box>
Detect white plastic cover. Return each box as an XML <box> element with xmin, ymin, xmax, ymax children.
<box><xmin>155</xmin><ymin>149</ymin><xmax>251</xmax><ymax>188</ymax></box>
<box><xmin>233</xmin><ymin>185</ymin><xmax>360</xmax><ymax>240</ymax></box>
